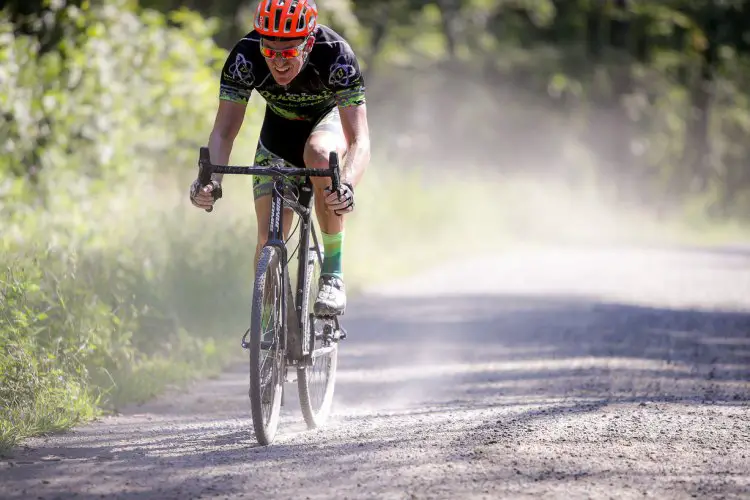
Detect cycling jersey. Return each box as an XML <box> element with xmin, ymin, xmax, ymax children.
<box><xmin>219</xmin><ymin>24</ymin><xmax>366</xmax><ymax>121</ymax></box>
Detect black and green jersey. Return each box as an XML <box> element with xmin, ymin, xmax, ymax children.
<box><xmin>219</xmin><ymin>24</ymin><xmax>366</xmax><ymax>121</ymax></box>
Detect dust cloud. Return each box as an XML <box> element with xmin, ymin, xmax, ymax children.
<box><xmin>330</xmin><ymin>65</ymin><xmax>750</xmax><ymax>417</ymax></box>
<box><xmin>361</xmin><ymin>66</ymin><xmax>709</xmax><ymax>250</ymax></box>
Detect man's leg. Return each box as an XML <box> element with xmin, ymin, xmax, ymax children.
<box><xmin>252</xmin><ymin>141</ymin><xmax>295</xmax><ymax>270</ymax></box>
<box><xmin>302</xmin><ymin>109</ymin><xmax>349</xmax><ymax>316</ymax></box>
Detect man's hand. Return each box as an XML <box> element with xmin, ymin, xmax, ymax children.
<box><xmin>190</xmin><ymin>179</ymin><xmax>222</xmax><ymax>211</ymax></box>
<box><xmin>325</xmin><ymin>182</ymin><xmax>355</xmax><ymax>216</ymax></box>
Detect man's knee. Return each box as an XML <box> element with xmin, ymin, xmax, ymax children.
<box><xmin>304</xmin><ymin>134</ymin><xmax>346</xmax><ymax>171</ymax></box>
<box><xmin>304</xmin><ymin>141</ymin><xmax>332</xmax><ymax>170</ymax></box>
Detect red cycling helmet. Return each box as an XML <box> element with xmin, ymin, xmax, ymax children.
<box><xmin>254</xmin><ymin>0</ymin><xmax>318</xmax><ymax>39</ymax></box>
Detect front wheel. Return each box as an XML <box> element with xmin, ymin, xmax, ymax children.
<box><xmin>249</xmin><ymin>245</ymin><xmax>285</xmax><ymax>446</ymax></box>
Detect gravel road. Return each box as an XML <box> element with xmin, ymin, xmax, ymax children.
<box><xmin>2</xmin><ymin>244</ymin><xmax>749</xmax><ymax>499</ymax></box>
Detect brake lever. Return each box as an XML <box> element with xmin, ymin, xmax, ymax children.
<box><xmin>198</xmin><ymin>147</ymin><xmax>214</xmax><ymax>213</ymax></box>
<box><xmin>329</xmin><ymin>151</ymin><xmax>341</xmax><ymax>192</ymax></box>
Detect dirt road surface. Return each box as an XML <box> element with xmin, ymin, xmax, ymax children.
<box><xmin>2</xmin><ymin>244</ymin><xmax>749</xmax><ymax>499</ymax></box>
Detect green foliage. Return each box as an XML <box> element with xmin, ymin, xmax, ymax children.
<box><xmin>0</xmin><ymin>0</ymin><xmax>253</xmax><ymax>455</ymax></box>
<box><xmin>0</xmin><ymin>260</ymin><xmax>103</xmax><ymax>452</ymax></box>
<box><xmin>0</xmin><ymin>0</ymin><xmax>224</xmax><ymax>201</ymax></box>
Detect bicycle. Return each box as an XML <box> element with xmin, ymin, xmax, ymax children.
<box><xmin>197</xmin><ymin>146</ymin><xmax>347</xmax><ymax>446</ymax></box>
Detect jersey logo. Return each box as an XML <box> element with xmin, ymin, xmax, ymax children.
<box><xmin>258</xmin><ymin>89</ymin><xmax>331</xmax><ymax>103</ymax></box>
<box><xmin>227</xmin><ymin>53</ymin><xmax>255</xmax><ymax>86</ymax></box>
<box><xmin>328</xmin><ymin>55</ymin><xmax>357</xmax><ymax>87</ymax></box>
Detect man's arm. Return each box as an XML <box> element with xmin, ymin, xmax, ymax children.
<box><xmin>207</xmin><ymin>100</ymin><xmax>247</xmax><ymax>184</ymax></box>
<box><xmin>338</xmin><ymin>103</ymin><xmax>371</xmax><ymax>188</ymax></box>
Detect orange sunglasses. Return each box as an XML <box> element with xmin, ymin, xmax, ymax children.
<box><xmin>259</xmin><ymin>37</ymin><xmax>310</xmax><ymax>59</ymax></box>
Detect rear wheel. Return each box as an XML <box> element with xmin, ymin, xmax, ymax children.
<box><xmin>297</xmin><ymin>319</ymin><xmax>338</xmax><ymax>429</ymax></box>
<box><xmin>249</xmin><ymin>245</ymin><xmax>285</xmax><ymax>446</ymax></box>
<box><xmin>297</xmin><ymin>240</ymin><xmax>339</xmax><ymax>429</ymax></box>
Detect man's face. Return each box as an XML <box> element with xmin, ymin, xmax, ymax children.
<box><xmin>261</xmin><ymin>37</ymin><xmax>311</xmax><ymax>86</ymax></box>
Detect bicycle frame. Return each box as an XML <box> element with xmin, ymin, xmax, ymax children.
<box><xmin>197</xmin><ymin>147</ymin><xmax>342</xmax><ymax>366</ymax></box>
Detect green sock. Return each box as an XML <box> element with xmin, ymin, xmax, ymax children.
<box><xmin>321</xmin><ymin>231</ymin><xmax>344</xmax><ymax>278</ymax></box>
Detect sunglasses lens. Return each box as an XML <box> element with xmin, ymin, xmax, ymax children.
<box><xmin>260</xmin><ymin>46</ymin><xmax>275</xmax><ymax>58</ymax></box>
<box><xmin>281</xmin><ymin>49</ymin><xmax>300</xmax><ymax>58</ymax></box>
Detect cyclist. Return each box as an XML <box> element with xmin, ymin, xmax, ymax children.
<box><xmin>189</xmin><ymin>0</ymin><xmax>370</xmax><ymax>316</ymax></box>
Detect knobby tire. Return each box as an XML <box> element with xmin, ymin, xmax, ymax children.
<box><xmin>249</xmin><ymin>245</ymin><xmax>284</xmax><ymax>446</ymax></box>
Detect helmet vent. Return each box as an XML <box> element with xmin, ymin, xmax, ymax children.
<box><xmin>273</xmin><ymin>10</ymin><xmax>282</xmax><ymax>31</ymax></box>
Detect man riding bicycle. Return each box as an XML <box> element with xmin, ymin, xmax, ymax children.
<box><xmin>190</xmin><ymin>0</ymin><xmax>371</xmax><ymax>316</ymax></box>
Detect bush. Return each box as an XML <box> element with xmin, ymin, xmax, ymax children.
<box><xmin>0</xmin><ymin>0</ymin><xmax>255</xmax><ymax>454</ymax></box>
